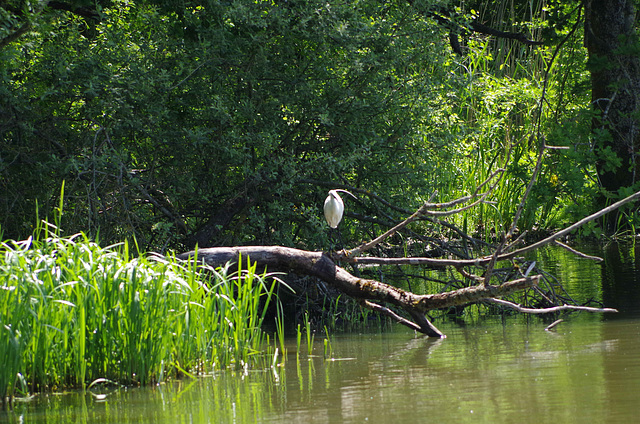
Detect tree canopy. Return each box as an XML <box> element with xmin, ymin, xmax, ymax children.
<box><xmin>1</xmin><ymin>0</ymin><xmax>639</xmax><ymax>250</ymax></box>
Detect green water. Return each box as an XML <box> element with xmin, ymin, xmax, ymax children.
<box><xmin>2</xmin><ymin>244</ymin><xmax>640</xmax><ymax>423</ymax></box>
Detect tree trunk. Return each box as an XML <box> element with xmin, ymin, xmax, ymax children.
<box><xmin>585</xmin><ymin>0</ymin><xmax>640</xmax><ymax>194</ymax></box>
<box><xmin>176</xmin><ymin>246</ymin><xmax>540</xmax><ymax>337</ymax></box>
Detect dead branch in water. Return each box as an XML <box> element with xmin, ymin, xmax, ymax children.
<box><xmin>177</xmin><ymin>188</ymin><xmax>637</xmax><ymax>337</ymax></box>
<box><xmin>178</xmin><ymin>245</ymin><xmax>539</xmax><ymax>337</ymax></box>
<box><xmin>484</xmin><ymin>298</ymin><xmax>618</xmax><ymax>314</ymax></box>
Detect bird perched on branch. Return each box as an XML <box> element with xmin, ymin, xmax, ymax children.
<box><xmin>324</xmin><ymin>189</ymin><xmax>357</xmax><ymax>228</ymax></box>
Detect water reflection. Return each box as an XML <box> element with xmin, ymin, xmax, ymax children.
<box><xmin>3</xmin><ymin>244</ymin><xmax>640</xmax><ymax>423</ymax></box>
<box><xmin>602</xmin><ymin>242</ymin><xmax>640</xmax><ymax>316</ymax></box>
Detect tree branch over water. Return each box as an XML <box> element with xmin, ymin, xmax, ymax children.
<box><xmin>178</xmin><ymin>186</ymin><xmax>636</xmax><ymax>337</ymax></box>
<box><xmin>485</xmin><ymin>298</ymin><xmax>618</xmax><ymax>314</ymax></box>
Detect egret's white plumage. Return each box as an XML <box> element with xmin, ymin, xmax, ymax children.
<box><xmin>324</xmin><ymin>190</ymin><xmax>344</xmax><ymax>228</ymax></box>
<box><xmin>323</xmin><ymin>189</ymin><xmax>357</xmax><ymax>228</ymax></box>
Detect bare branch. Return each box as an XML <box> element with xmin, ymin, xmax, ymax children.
<box><xmin>0</xmin><ymin>22</ymin><xmax>31</xmax><ymax>50</ymax></box>
<box><xmin>415</xmin><ymin>276</ymin><xmax>540</xmax><ymax>311</ymax></box>
<box><xmin>407</xmin><ymin>1</ymin><xmax>544</xmax><ymax>54</ymax></box>
<box><xmin>419</xmin><ymin>168</ymin><xmax>504</xmax><ymax>214</ymax></box>
<box><xmin>499</xmin><ymin>189</ymin><xmax>640</xmax><ymax>260</ymax></box>
<box><xmin>349</xmin><ymin>189</ymin><xmax>640</xmax><ymax>270</ymax></box>
<box><xmin>346</xmin><ymin>169</ymin><xmax>504</xmax><ymax>257</ymax></box>
<box><xmin>349</xmin><ymin>256</ymin><xmax>482</xmax><ymax>267</ymax></box>
<box><xmin>98</xmin><ymin>127</ymin><xmax>188</xmax><ymax>234</ymax></box>
<box><xmin>458</xmin><ymin>267</ymin><xmax>484</xmax><ymax>283</ymax></box>
<box><xmin>508</xmin><ymin>146</ymin><xmax>545</xmax><ymax>238</ymax></box>
<box><xmin>360</xmin><ymin>300</ymin><xmax>423</xmax><ymax>332</ymax></box>
<box><xmin>545</xmin><ymin>319</ymin><xmax>564</xmax><ymax>331</ymax></box>
<box><xmin>482</xmin><ymin>233</ymin><xmax>505</xmax><ymax>286</ymax></box>
<box><xmin>485</xmin><ymin>298</ymin><xmax>618</xmax><ymax>314</ymax></box>
<box><xmin>469</xmin><ymin>21</ymin><xmax>543</xmax><ymax>46</ymax></box>
<box><xmin>553</xmin><ymin>240</ymin><xmax>603</xmax><ymax>261</ymax></box>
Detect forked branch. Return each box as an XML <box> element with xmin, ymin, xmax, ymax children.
<box><xmin>177</xmin><ymin>187</ymin><xmax>635</xmax><ymax>337</ymax></box>
<box><xmin>347</xmin><ymin>168</ymin><xmax>504</xmax><ymax>257</ymax></box>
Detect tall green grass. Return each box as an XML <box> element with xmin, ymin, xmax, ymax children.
<box><xmin>0</xmin><ymin>221</ymin><xmax>279</xmax><ymax>406</ymax></box>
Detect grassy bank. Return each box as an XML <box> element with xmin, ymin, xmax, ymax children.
<box><xmin>0</xmin><ymin>221</ymin><xmax>280</xmax><ymax>406</ymax></box>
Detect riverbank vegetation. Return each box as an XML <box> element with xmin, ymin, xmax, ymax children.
<box><xmin>0</xmin><ymin>211</ymin><xmax>284</xmax><ymax>405</ymax></box>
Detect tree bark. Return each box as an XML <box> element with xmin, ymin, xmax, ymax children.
<box><xmin>585</xmin><ymin>0</ymin><xmax>640</xmax><ymax>193</ymax></box>
<box><xmin>176</xmin><ymin>246</ymin><xmax>539</xmax><ymax>337</ymax></box>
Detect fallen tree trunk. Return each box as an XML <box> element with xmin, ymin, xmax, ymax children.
<box><xmin>176</xmin><ymin>175</ymin><xmax>637</xmax><ymax>337</ymax></box>
<box><xmin>176</xmin><ymin>246</ymin><xmax>558</xmax><ymax>337</ymax></box>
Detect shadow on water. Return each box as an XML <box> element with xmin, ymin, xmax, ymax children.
<box><xmin>601</xmin><ymin>241</ymin><xmax>640</xmax><ymax>318</ymax></box>
<box><xmin>2</xmin><ymin>242</ymin><xmax>640</xmax><ymax>424</ymax></box>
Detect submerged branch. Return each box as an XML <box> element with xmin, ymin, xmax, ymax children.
<box><xmin>360</xmin><ymin>300</ymin><xmax>423</xmax><ymax>333</ymax></box>
<box><xmin>545</xmin><ymin>319</ymin><xmax>564</xmax><ymax>331</ymax></box>
<box><xmin>485</xmin><ymin>298</ymin><xmax>618</xmax><ymax>314</ymax></box>
<box><xmin>553</xmin><ymin>240</ymin><xmax>603</xmax><ymax>261</ymax></box>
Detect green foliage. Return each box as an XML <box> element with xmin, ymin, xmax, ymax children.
<box><xmin>0</xmin><ymin>0</ymin><xmax>625</xmax><ymax>249</ymax></box>
<box><xmin>1</xmin><ymin>0</ymin><xmax>455</xmax><ymax>249</ymax></box>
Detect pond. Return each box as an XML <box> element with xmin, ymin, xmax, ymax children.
<box><xmin>2</xmin><ymin>242</ymin><xmax>640</xmax><ymax>423</ymax></box>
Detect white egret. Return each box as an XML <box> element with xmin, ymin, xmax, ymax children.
<box><xmin>324</xmin><ymin>189</ymin><xmax>357</xmax><ymax>228</ymax></box>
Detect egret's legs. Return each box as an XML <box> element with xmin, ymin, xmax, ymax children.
<box><xmin>327</xmin><ymin>227</ymin><xmax>344</xmax><ymax>252</ymax></box>
<box><xmin>336</xmin><ymin>227</ymin><xmax>344</xmax><ymax>251</ymax></box>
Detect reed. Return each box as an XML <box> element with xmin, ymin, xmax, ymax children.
<box><xmin>295</xmin><ymin>323</ymin><xmax>302</xmax><ymax>362</ymax></box>
<box><xmin>0</xmin><ymin>222</ymin><xmax>279</xmax><ymax>406</ymax></box>
<box><xmin>303</xmin><ymin>313</ymin><xmax>314</xmax><ymax>356</ymax></box>
<box><xmin>274</xmin><ymin>302</ymin><xmax>287</xmax><ymax>364</ymax></box>
<box><xmin>322</xmin><ymin>326</ymin><xmax>333</xmax><ymax>360</ymax></box>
